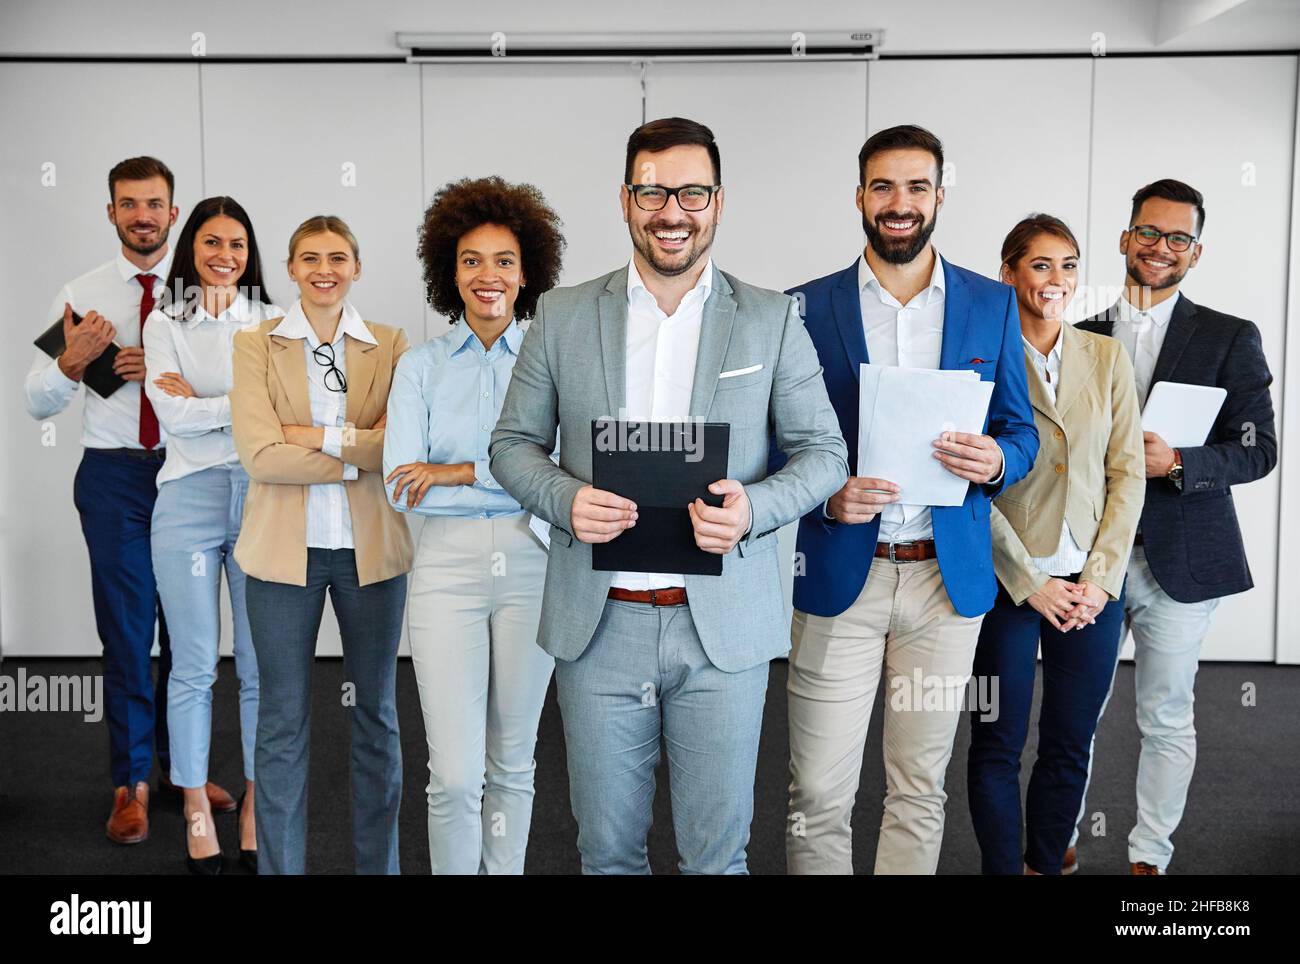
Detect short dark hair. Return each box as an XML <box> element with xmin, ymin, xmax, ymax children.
<box><xmin>162</xmin><ymin>196</ymin><xmax>274</xmax><ymax>317</ymax></box>
<box><xmin>108</xmin><ymin>156</ymin><xmax>174</xmax><ymax>206</ymax></box>
<box><xmin>418</xmin><ymin>176</ymin><xmax>565</xmax><ymax>322</ymax></box>
<box><xmin>858</xmin><ymin>124</ymin><xmax>944</xmax><ymax>187</ymax></box>
<box><xmin>1130</xmin><ymin>178</ymin><xmax>1205</xmax><ymax>236</ymax></box>
<box><xmin>624</xmin><ymin>117</ymin><xmax>721</xmax><ymax>186</ymax></box>
<box><xmin>1001</xmin><ymin>213</ymin><xmax>1080</xmax><ymax>269</ymax></box>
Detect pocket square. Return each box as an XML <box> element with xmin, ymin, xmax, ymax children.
<box><xmin>968</xmin><ymin>357</ymin><xmax>989</xmax><ymax>364</ymax></box>
<box><xmin>719</xmin><ymin>363</ymin><xmax>763</xmax><ymax>379</ymax></box>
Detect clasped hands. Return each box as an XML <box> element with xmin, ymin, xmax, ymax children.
<box><xmin>571</xmin><ymin>478</ymin><xmax>749</xmax><ymax>554</ymax></box>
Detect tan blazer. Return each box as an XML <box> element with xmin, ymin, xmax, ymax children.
<box><xmin>990</xmin><ymin>322</ymin><xmax>1145</xmax><ymax>604</ymax></box>
<box><xmin>230</xmin><ymin>317</ymin><xmax>413</xmax><ymax>587</ymax></box>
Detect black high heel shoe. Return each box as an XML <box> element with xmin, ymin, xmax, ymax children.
<box><xmin>238</xmin><ymin>791</ymin><xmax>257</xmax><ymax>873</ymax></box>
<box><xmin>184</xmin><ymin>806</ymin><xmax>223</xmax><ymax>876</ymax></box>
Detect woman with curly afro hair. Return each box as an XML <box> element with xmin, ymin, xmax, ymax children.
<box><xmin>382</xmin><ymin>176</ymin><xmax>565</xmax><ymax>874</ymax></box>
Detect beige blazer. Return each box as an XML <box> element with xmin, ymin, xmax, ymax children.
<box><xmin>991</xmin><ymin>322</ymin><xmax>1145</xmax><ymax>604</ymax></box>
<box><xmin>230</xmin><ymin>317</ymin><xmax>413</xmax><ymax>587</ymax></box>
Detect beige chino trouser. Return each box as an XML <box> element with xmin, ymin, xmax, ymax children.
<box><xmin>786</xmin><ymin>556</ymin><xmax>984</xmax><ymax>874</ymax></box>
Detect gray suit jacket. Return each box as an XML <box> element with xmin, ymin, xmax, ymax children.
<box><xmin>489</xmin><ymin>264</ymin><xmax>848</xmax><ymax>672</ymax></box>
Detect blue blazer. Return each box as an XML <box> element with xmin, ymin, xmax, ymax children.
<box><xmin>774</xmin><ymin>258</ymin><xmax>1039</xmax><ymax>618</ymax></box>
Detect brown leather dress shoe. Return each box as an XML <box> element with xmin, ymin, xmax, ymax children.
<box><xmin>1062</xmin><ymin>846</ymin><xmax>1078</xmax><ymax>875</ymax></box>
<box><xmin>1131</xmin><ymin>861</ymin><xmax>1162</xmax><ymax>875</ymax></box>
<box><xmin>158</xmin><ymin>774</ymin><xmax>237</xmax><ymax>814</ymax></box>
<box><xmin>106</xmin><ymin>782</ymin><xmax>150</xmax><ymax>844</ymax></box>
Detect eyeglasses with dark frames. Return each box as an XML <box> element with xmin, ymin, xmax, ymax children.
<box><xmin>1129</xmin><ymin>224</ymin><xmax>1198</xmax><ymax>252</ymax></box>
<box><xmin>625</xmin><ymin>183</ymin><xmax>721</xmax><ymax>212</ymax></box>
<box><xmin>311</xmin><ymin>340</ymin><xmax>347</xmax><ymax>393</ymax></box>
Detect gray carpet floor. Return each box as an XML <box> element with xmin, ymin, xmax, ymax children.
<box><xmin>1</xmin><ymin>657</ymin><xmax>1296</xmax><ymax>874</ymax></box>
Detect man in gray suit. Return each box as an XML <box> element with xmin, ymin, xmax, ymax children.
<box><xmin>490</xmin><ymin>117</ymin><xmax>847</xmax><ymax>874</ymax></box>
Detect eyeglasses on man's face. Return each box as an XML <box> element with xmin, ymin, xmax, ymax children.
<box><xmin>625</xmin><ymin>183</ymin><xmax>721</xmax><ymax>212</ymax></box>
<box><xmin>1129</xmin><ymin>224</ymin><xmax>1198</xmax><ymax>252</ymax></box>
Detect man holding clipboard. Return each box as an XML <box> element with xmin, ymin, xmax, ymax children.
<box><xmin>778</xmin><ymin>125</ymin><xmax>1040</xmax><ymax>875</ymax></box>
<box><xmin>22</xmin><ymin>157</ymin><xmax>235</xmax><ymax>847</ymax></box>
<box><xmin>1071</xmin><ymin>179</ymin><xmax>1277</xmax><ymax>875</ymax></box>
<box><xmin>490</xmin><ymin>118</ymin><xmax>847</xmax><ymax>874</ymax></box>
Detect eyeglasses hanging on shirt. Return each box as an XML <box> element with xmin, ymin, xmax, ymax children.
<box><xmin>312</xmin><ymin>341</ymin><xmax>347</xmax><ymax>393</ymax></box>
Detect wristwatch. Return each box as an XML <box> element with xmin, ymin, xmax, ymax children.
<box><xmin>1166</xmin><ymin>448</ymin><xmax>1184</xmax><ymax>489</ymax></box>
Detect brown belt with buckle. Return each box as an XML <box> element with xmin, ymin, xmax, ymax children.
<box><xmin>874</xmin><ymin>540</ymin><xmax>938</xmax><ymax>563</ymax></box>
<box><xmin>607</xmin><ymin>587</ymin><xmax>688</xmax><ymax>606</ymax></box>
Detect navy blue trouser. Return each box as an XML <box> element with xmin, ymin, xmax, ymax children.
<box><xmin>73</xmin><ymin>447</ymin><xmax>171</xmax><ymax>787</ymax></box>
<box><xmin>967</xmin><ymin>577</ymin><xmax>1126</xmax><ymax>875</ymax></box>
<box><xmin>246</xmin><ymin>549</ymin><xmax>406</xmax><ymax>875</ymax></box>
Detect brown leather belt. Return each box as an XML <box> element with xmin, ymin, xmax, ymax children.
<box><xmin>874</xmin><ymin>540</ymin><xmax>938</xmax><ymax>563</ymax></box>
<box><xmin>607</xmin><ymin>586</ymin><xmax>688</xmax><ymax>606</ymax></box>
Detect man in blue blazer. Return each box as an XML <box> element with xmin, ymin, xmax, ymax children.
<box><xmin>779</xmin><ymin>125</ymin><xmax>1038</xmax><ymax>874</ymax></box>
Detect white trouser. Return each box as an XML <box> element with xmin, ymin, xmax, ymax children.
<box><xmin>407</xmin><ymin>513</ymin><xmax>554</xmax><ymax>874</ymax></box>
<box><xmin>1071</xmin><ymin>546</ymin><xmax>1219</xmax><ymax>871</ymax></box>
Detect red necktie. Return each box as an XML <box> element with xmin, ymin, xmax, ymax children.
<box><xmin>136</xmin><ymin>273</ymin><xmax>160</xmax><ymax>449</ymax></box>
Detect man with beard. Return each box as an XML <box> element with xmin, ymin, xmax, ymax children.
<box><xmin>1066</xmin><ymin>180</ymin><xmax>1276</xmax><ymax>875</ymax></box>
<box><xmin>777</xmin><ymin>124</ymin><xmax>1039</xmax><ymax>874</ymax></box>
<box><xmin>24</xmin><ymin>156</ymin><xmax>234</xmax><ymax>846</ymax></box>
<box><xmin>490</xmin><ymin>117</ymin><xmax>847</xmax><ymax>873</ymax></box>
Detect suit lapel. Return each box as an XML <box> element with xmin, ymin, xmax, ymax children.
<box><xmin>269</xmin><ymin>335</ymin><xmax>313</xmax><ymax>426</ymax></box>
<box><xmin>344</xmin><ymin>330</ymin><xmax>379</xmax><ymax>425</ymax></box>
<box><xmin>598</xmin><ymin>268</ymin><xmax>629</xmax><ymax>416</ymax></box>
<box><xmin>938</xmin><ymin>258</ymin><xmax>971</xmax><ymax>370</ymax></box>
<box><xmin>831</xmin><ymin>261</ymin><xmax>869</xmax><ymax>378</ymax></box>
<box><xmin>1023</xmin><ymin>341</ymin><xmax>1063</xmax><ymax>428</ymax></box>
<box><xmin>689</xmin><ymin>266</ymin><xmax>737</xmax><ymax>417</ymax></box>
<box><xmin>1146</xmin><ymin>293</ymin><xmax>1198</xmax><ymax>401</ymax></box>
<box><xmin>1054</xmin><ymin>321</ymin><xmax>1097</xmax><ymax>419</ymax></box>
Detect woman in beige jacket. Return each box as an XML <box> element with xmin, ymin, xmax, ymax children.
<box><xmin>966</xmin><ymin>214</ymin><xmax>1145</xmax><ymax>876</ymax></box>
<box><xmin>230</xmin><ymin>215</ymin><xmax>412</xmax><ymax>874</ymax></box>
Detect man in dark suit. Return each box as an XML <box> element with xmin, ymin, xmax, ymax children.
<box><xmin>1071</xmin><ymin>178</ymin><xmax>1277</xmax><ymax>875</ymax></box>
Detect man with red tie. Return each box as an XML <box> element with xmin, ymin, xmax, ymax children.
<box><xmin>24</xmin><ymin>156</ymin><xmax>233</xmax><ymax>845</ymax></box>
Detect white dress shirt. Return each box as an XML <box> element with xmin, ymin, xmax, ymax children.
<box><xmin>25</xmin><ymin>249</ymin><xmax>175</xmax><ymax>449</ymax></box>
<box><xmin>1023</xmin><ymin>329</ymin><xmax>1089</xmax><ymax>577</ymax></box>
<box><xmin>859</xmin><ymin>252</ymin><xmax>947</xmax><ymax>543</ymax></box>
<box><xmin>1112</xmin><ymin>292</ymin><xmax>1181</xmax><ymax>401</ymax></box>
<box><xmin>144</xmin><ymin>294</ymin><xmax>284</xmax><ymax>486</ymax></box>
<box><xmin>268</xmin><ymin>299</ymin><xmax>377</xmax><ymax>550</ymax></box>
<box><xmin>610</xmin><ymin>257</ymin><xmax>713</xmax><ymax>591</ymax></box>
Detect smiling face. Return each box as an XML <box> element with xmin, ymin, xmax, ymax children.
<box><xmin>1121</xmin><ymin>196</ymin><xmax>1201</xmax><ymax>292</ymax></box>
<box><xmin>857</xmin><ymin>148</ymin><xmax>944</xmax><ymax>266</ymax></box>
<box><xmin>288</xmin><ymin>230</ymin><xmax>359</xmax><ymax>311</ymax></box>
<box><xmin>1001</xmin><ymin>233</ymin><xmax>1079</xmax><ymax>324</ymax></box>
<box><xmin>108</xmin><ymin>175</ymin><xmax>177</xmax><ymax>256</ymax></box>
<box><xmin>455</xmin><ymin>222</ymin><xmax>524</xmax><ymax>327</ymax></box>
<box><xmin>621</xmin><ymin>144</ymin><xmax>722</xmax><ymax>279</ymax></box>
<box><xmin>192</xmin><ymin>214</ymin><xmax>248</xmax><ymax>291</ymax></box>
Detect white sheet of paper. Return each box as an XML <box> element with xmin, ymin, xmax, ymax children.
<box><xmin>858</xmin><ymin>363</ymin><xmax>995</xmax><ymax>507</ymax></box>
<box><xmin>1141</xmin><ymin>381</ymin><xmax>1227</xmax><ymax>448</ymax></box>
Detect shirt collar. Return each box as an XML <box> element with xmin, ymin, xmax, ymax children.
<box><xmin>858</xmin><ymin>249</ymin><xmax>946</xmax><ymax>304</ymax></box>
<box><xmin>1117</xmin><ymin>290</ymin><xmax>1179</xmax><ymax>329</ymax></box>
<box><xmin>270</xmin><ymin>298</ymin><xmax>377</xmax><ymax>346</ymax></box>
<box><xmin>187</xmin><ymin>291</ymin><xmax>252</xmax><ymax>325</ymax></box>
<box><xmin>449</xmin><ymin>315</ymin><xmax>522</xmax><ymax>356</ymax></box>
<box><xmin>1022</xmin><ymin>326</ymin><xmax>1064</xmax><ymax>366</ymax></box>
<box><xmin>117</xmin><ymin>247</ymin><xmax>174</xmax><ymax>286</ymax></box>
<box><xmin>627</xmin><ymin>256</ymin><xmax>714</xmax><ymax>307</ymax></box>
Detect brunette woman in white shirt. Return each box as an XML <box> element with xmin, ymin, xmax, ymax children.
<box><xmin>145</xmin><ymin>196</ymin><xmax>281</xmax><ymax>874</ymax></box>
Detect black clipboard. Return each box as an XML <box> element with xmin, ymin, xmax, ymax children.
<box><xmin>33</xmin><ymin>310</ymin><xmax>127</xmax><ymax>399</ymax></box>
<box><xmin>590</xmin><ymin>419</ymin><xmax>730</xmax><ymax>577</ymax></box>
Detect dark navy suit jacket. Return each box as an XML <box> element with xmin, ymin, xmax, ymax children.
<box><xmin>1079</xmin><ymin>294</ymin><xmax>1276</xmax><ymax>603</ymax></box>
<box><xmin>773</xmin><ymin>257</ymin><xmax>1039</xmax><ymax>619</ymax></box>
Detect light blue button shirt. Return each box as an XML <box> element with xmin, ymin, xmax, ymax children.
<box><xmin>383</xmin><ymin>317</ymin><xmax>526</xmax><ymax>518</ymax></box>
